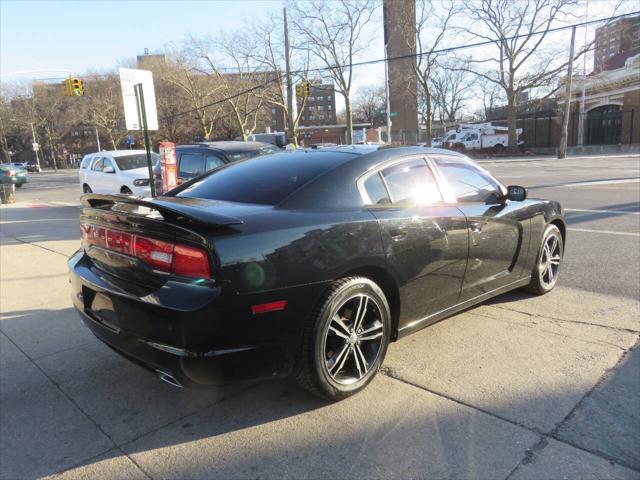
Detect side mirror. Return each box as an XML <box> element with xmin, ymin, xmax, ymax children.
<box><xmin>506</xmin><ymin>185</ymin><xmax>527</xmax><ymax>202</ymax></box>
<box><xmin>103</xmin><ymin>166</ymin><xmax>115</xmax><ymax>173</ymax></box>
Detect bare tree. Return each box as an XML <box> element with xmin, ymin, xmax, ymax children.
<box><xmin>188</xmin><ymin>34</ymin><xmax>272</xmax><ymax>141</ymax></box>
<box><xmin>161</xmin><ymin>49</ymin><xmax>226</xmax><ymax>140</ymax></box>
<box><xmin>456</xmin><ymin>0</ymin><xmax>591</xmax><ymax>149</ymax></box>
<box><xmin>290</xmin><ymin>0</ymin><xmax>376</xmax><ymax>144</ymax></box>
<box><xmin>240</xmin><ymin>16</ymin><xmax>311</xmax><ymax>145</ymax></box>
<box><xmin>84</xmin><ymin>73</ymin><xmax>128</xmax><ymax>150</ymax></box>
<box><xmin>352</xmin><ymin>84</ymin><xmax>386</xmax><ymax>126</ymax></box>
<box><xmin>430</xmin><ymin>64</ymin><xmax>473</xmax><ymax>124</ymax></box>
<box><xmin>401</xmin><ymin>0</ymin><xmax>459</xmax><ymax>146</ymax></box>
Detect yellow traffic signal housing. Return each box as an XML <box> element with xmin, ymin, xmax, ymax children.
<box><xmin>71</xmin><ymin>78</ymin><xmax>84</xmax><ymax>96</ymax></box>
<box><xmin>295</xmin><ymin>83</ymin><xmax>303</xmax><ymax>97</ymax></box>
<box><xmin>303</xmin><ymin>81</ymin><xmax>310</xmax><ymax>97</ymax></box>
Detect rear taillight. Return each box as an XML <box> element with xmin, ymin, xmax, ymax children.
<box><xmin>80</xmin><ymin>223</ymin><xmax>212</xmax><ymax>279</ymax></box>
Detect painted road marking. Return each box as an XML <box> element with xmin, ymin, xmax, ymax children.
<box><xmin>568</xmin><ymin>228</ymin><xmax>640</xmax><ymax>237</ymax></box>
<box><xmin>565</xmin><ymin>208</ymin><xmax>640</xmax><ymax>216</ymax></box>
<box><xmin>566</xmin><ymin>178</ymin><xmax>640</xmax><ymax>187</ymax></box>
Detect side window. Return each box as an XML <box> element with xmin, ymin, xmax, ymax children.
<box><xmin>204</xmin><ymin>153</ymin><xmax>225</xmax><ymax>172</ymax></box>
<box><xmin>102</xmin><ymin>158</ymin><xmax>114</xmax><ymax>171</ymax></box>
<box><xmin>433</xmin><ymin>156</ymin><xmax>501</xmax><ymax>204</ymax></box>
<box><xmin>91</xmin><ymin>158</ymin><xmax>104</xmax><ymax>171</ymax></box>
<box><xmin>380</xmin><ymin>159</ymin><xmax>442</xmax><ymax>206</ymax></box>
<box><xmin>80</xmin><ymin>156</ymin><xmax>91</xmax><ymax>169</ymax></box>
<box><xmin>363</xmin><ymin>172</ymin><xmax>390</xmax><ymax>205</ymax></box>
<box><xmin>178</xmin><ymin>153</ymin><xmax>205</xmax><ymax>179</ymax></box>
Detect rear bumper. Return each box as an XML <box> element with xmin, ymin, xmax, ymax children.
<box><xmin>68</xmin><ymin>250</ymin><xmax>306</xmax><ymax>388</ymax></box>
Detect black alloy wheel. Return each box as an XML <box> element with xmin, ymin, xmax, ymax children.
<box><xmin>295</xmin><ymin>276</ymin><xmax>391</xmax><ymax>400</ymax></box>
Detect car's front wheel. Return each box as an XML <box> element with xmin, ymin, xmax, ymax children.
<box><xmin>295</xmin><ymin>276</ymin><xmax>391</xmax><ymax>400</ymax></box>
<box><xmin>525</xmin><ymin>224</ymin><xmax>563</xmax><ymax>295</ymax></box>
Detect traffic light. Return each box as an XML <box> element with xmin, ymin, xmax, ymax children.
<box><xmin>71</xmin><ymin>78</ymin><xmax>84</xmax><ymax>96</ymax></box>
<box><xmin>296</xmin><ymin>81</ymin><xmax>311</xmax><ymax>98</ymax></box>
<box><xmin>62</xmin><ymin>77</ymin><xmax>84</xmax><ymax>96</ymax></box>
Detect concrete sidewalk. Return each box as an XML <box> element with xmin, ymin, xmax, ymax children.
<box><xmin>1</xmin><ymin>204</ymin><xmax>638</xmax><ymax>479</ymax></box>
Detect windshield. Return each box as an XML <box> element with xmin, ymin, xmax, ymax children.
<box><xmin>113</xmin><ymin>153</ymin><xmax>160</xmax><ymax>171</ymax></box>
<box><xmin>225</xmin><ymin>146</ymin><xmax>279</xmax><ymax>163</ymax></box>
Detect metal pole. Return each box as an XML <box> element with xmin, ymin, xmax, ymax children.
<box><xmin>630</xmin><ymin>109</ymin><xmax>634</xmax><ymax>144</ymax></box>
<box><xmin>558</xmin><ymin>26</ymin><xmax>576</xmax><ymax>159</ymax></box>
<box><xmin>283</xmin><ymin>8</ymin><xmax>296</xmax><ymax>146</ymax></box>
<box><xmin>95</xmin><ymin>126</ymin><xmax>101</xmax><ymax>151</ymax></box>
<box><xmin>30</xmin><ymin>122</ymin><xmax>41</xmax><ymax>168</ymax></box>
<box><xmin>384</xmin><ymin>45</ymin><xmax>392</xmax><ymax>143</ymax></box>
<box><xmin>135</xmin><ymin>83</ymin><xmax>156</xmax><ymax>197</ymax></box>
<box><xmin>533</xmin><ymin>113</ymin><xmax>537</xmax><ymax>147</ymax></box>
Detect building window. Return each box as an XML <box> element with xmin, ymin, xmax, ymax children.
<box><xmin>318</xmin><ymin>105</ymin><xmax>324</xmax><ymax>111</ymax></box>
<box><xmin>328</xmin><ymin>95</ymin><xmax>332</xmax><ymax>101</ymax></box>
<box><xmin>328</xmin><ymin>105</ymin><xmax>332</xmax><ymax>111</ymax></box>
<box><xmin>271</xmin><ymin>108</ymin><xmax>277</xmax><ymax>114</ymax></box>
<box><xmin>317</xmin><ymin>96</ymin><xmax>324</xmax><ymax>101</ymax></box>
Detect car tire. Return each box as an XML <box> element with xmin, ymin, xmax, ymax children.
<box><xmin>120</xmin><ymin>186</ymin><xmax>132</xmax><ymax>194</ymax></box>
<box><xmin>524</xmin><ymin>224</ymin><xmax>563</xmax><ymax>295</ymax></box>
<box><xmin>83</xmin><ymin>184</ymin><xmax>92</xmax><ymax>193</ymax></box>
<box><xmin>294</xmin><ymin>276</ymin><xmax>391</xmax><ymax>400</ymax></box>
<box><xmin>15</xmin><ymin>183</ymin><xmax>22</xmax><ymax>188</ymax></box>
<box><xmin>493</xmin><ymin>144</ymin><xmax>505</xmax><ymax>154</ymax></box>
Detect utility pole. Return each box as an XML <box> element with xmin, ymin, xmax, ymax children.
<box><xmin>558</xmin><ymin>26</ymin><xmax>576</xmax><ymax>159</ymax></box>
<box><xmin>383</xmin><ymin>10</ymin><xmax>392</xmax><ymax>144</ymax></box>
<box><xmin>283</xmin><ymin>8</ymin><xmax>296</xmax><ymax>146</ymax></box>
<box><xmin>30</xmin><ymin>122</ymin><xmax>41</xmax><ymax>168</ymax></box>
<box><xmin>95</xmin><ymin>126</ymin><xmax>101</xmax><ymax>151</ymax></box>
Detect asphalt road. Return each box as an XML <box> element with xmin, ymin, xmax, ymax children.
<box><xmin>1</xmin><ymin>154</ymin><xmax>638</xmax><ymax>479</ymax></box>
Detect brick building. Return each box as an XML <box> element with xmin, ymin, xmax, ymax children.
<box><xmin>297</xmin><ymin>80</ymin><xmax>337</xmax><ymax>126</ymax></box>
<box><xmin>593</xmin><ymin>15</ymin><xmax>640</xmax><ymax>73</ymax></box>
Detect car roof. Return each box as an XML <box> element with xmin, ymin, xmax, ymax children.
<box><xmin>85</xmin><ymin>150</ymin><xmax>150</xmax><ymax>158</ymax></box>
<box><xmin>279</xmin><ymin>146</ymin><xmax>469</xmax><ymax>209</ymax></box>
<box><xmin>181</xmin><ymin>141</ymin><xmax>277</xmax><ymax>152</ymax></box>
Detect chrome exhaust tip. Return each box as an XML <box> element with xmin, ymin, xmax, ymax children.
<box><xmin>155</xmin><ymin>369</ymin><xmax>183</xmax><ymax>388</ymax></box>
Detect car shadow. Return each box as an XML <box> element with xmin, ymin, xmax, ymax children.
<box><xmin>1</xmin><ymin>299</ymin><xmax>638</xmax><ymax>479</ymax></box>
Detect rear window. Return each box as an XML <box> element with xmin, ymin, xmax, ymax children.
<box><xmin>114</xmin><ymin>153</ymin><xmax>160</xmax><ymax>171</ymax></box>
<box><xmin>176</xmin><ymin>152</ymin><xmax>347</xmax><ymax>205</ymax></box>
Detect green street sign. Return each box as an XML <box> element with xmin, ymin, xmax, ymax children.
<box><xmin>390</xmin><ymin>112</ymin><xmax>398</xmax><ymax>117</ymax></box>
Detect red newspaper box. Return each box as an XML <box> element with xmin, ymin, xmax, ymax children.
<box><xmin>158</xmin><ymin>142</ymin><xmax>177</xmax><ymax>194</ymax></box>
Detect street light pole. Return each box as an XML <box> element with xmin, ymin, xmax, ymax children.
<box><xmin>95</xmin><ymin>126</ymin><xmax>101</xmax><ymax>151</ymax></box>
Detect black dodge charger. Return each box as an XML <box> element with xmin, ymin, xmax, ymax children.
<box><xmin>69</xmin><ymin>146</ymin><xmax>565</xmax><ymax>400</ymax></box>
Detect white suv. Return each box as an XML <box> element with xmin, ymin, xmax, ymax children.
<box><xmin>79</xmin><ymin>150</ymin><xmax>159</xmax><ymax>196</ymax></box>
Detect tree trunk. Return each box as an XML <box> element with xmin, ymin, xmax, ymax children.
<box><xmin>507</xmin><ymin>91</ymin><xmax>518</xmax><ymax>152</ymax></box>
<box><xmin>345</xmin><ymin>96</ymin><xmax>353</xmax><ymax>144</ymax></box>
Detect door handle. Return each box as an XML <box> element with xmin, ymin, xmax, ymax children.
<box><xmin>469</xmin><ymin>221</ymin><xmax>483</xmax><ymax>233</ymax></box>
<box><xmin>389</xmin><ymin>228</ymin><xmax>407</xmax><ymax>241</ymax></box>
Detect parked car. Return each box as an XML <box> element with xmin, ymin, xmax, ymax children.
<box><xmin>78</xmin><ymin>150</ymin><xmax>160</xmax><ymax>195</ymax></box>
<box><xmin>25</xmin><ymin>162</ymin><xmax>41</xmax><ymax>173</ymax></box>
<box><xmin>69</xmin><ymin>146</ymin><xmax>565</xmax><ymax>400</ymax></box>
<box><xmin>154</xmin><ymin>141</ymin><xmax>281</xmax><ymax>193</ymax></box>
<box><xmin>0</xmin><ymin>164</ymin><xmax>28</xmax><ymax>188</ymax></box>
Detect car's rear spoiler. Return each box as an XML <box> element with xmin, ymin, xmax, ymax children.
<box><xmin>81</xmin><ymin>194</ymin><xmax>243</xmax><ymax>227</ymax></box>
